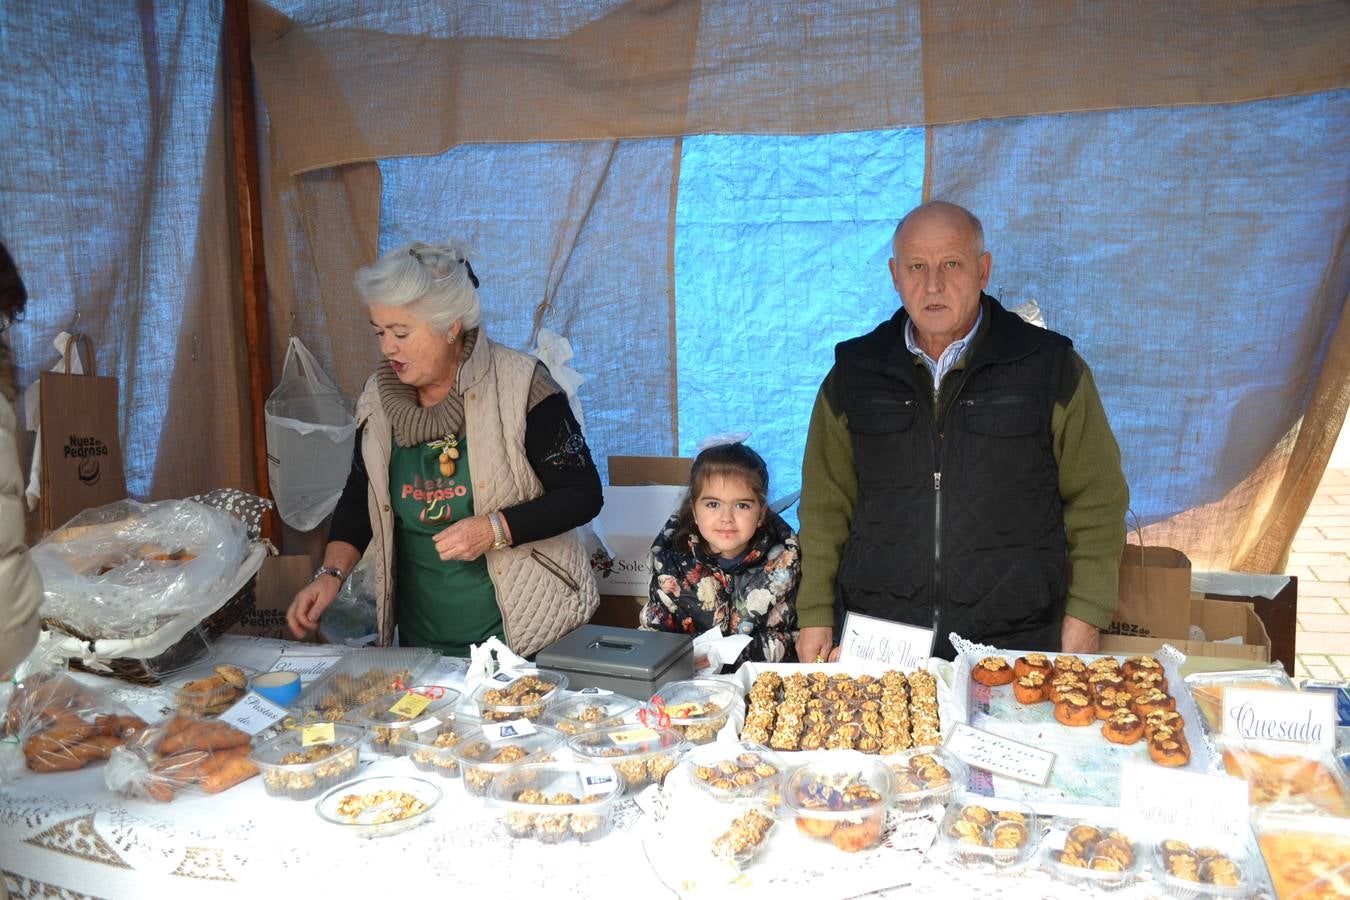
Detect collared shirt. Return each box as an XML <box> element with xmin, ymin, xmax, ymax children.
<box><xmin>904</xmin><ymin>305</ymin><xmax>984</xmax><ymax>397</ymax></box>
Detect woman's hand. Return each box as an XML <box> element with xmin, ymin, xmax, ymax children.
<box><xmin>286</xmin><ymin>575</ymin><xmax>342</xmax><ymax>640</ymax></box>
<box><xmin>434</xmin><ymin>515</ymin><xmax>496</xmax><ymax>562</ymax></box>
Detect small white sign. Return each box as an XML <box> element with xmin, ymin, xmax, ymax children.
<box><xmin>837</xmin><ymin>612</ymin><xmax>934</xmax><ymax>669</ymax></box>
<box><xmin>577</xmin><ymin>687</ymin><xmax>614</xmax><ymax>696</ymax></box>
<box><xmin>410</xmin><ymin>716</ymin><xmax>444</xmax><ymax>735</ymax></box>
<box><xmin>1119</xmin><ymin>761</ymin><xmax>1249</xmax><ymax>844</ymax></box>
<box><xmin>271</xmin><ymin>654</ymin><xmax>344</xmax><ymax>684</ymax></box>
<box><xmin>483</xmin><ymin>719</ymin><xmax>537</xmax><ymax>742</ymax></box>
<box><xmin>218</xmin><ymin>691</ymin><xmax>291</xmax><ymax>735</ymax></box>
<box><xmin>944</xmin><ymin>722</ymin><xmax>1056</xmax><ymax>785</ymax></box>
<box><xmin>489</xmin><ymin>669</ymin><xmax>525</xmax><ymax>688</ymax></box>
<box><xmin>1224</xmin><ymin>688</ymin><xmax>1336</xmax><ymax>751</ymax></box>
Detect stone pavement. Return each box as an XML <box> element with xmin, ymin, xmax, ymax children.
<box><xmin>1291</xmin><ymin>465</ymin><xmax>1350</xmax><ymax>681</ymax></box>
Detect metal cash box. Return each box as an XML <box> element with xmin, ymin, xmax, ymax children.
<box><xmin>534</xmin><ymin>625</ymin><xmax>693</xmax><ymax>701</ymax></box>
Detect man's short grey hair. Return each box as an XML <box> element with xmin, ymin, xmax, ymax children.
<box><xmin>354</xmin><ymin>239</ymin><xmax>482</xmax><ymax>334</ymax></box>
<box><xmin>892</xmin><ymin>201</ymin><xmax>985</xmax><ymax>256</ymax></box>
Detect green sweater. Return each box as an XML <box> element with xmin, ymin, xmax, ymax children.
<box><xmin>798</xmin><ymin>310</ymin><xmax>1129</xmax><ymax>633</ymax></box>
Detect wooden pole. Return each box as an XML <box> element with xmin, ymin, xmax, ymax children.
<box><xmin>223</xmin><ymin>0</ymin><xmax>281</xmax><ymax>543</ymax></box>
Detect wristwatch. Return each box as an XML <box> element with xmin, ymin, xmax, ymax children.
<box><xmin>488</xmin><ymin>512</ymin><xmax>510</xmax><ymax>550</ymax></box>
<box><xmin>311</xmin><ymin>565</ymin><xmax>346</xmax><ymax>584</ymax></box>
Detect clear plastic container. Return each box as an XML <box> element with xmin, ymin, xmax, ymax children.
<box><xmin>402</xmin><ymin>718</ymin><xmax>480</xmax><ymax>779</ymax></box>
<box><xmin>781</xmin><ymin>753</ymin><xmax>894</xmax><ymax>853</ymax></box>
<box><xmin>169</xmin><ymin>663</ymin><xmax>252</xmax><ymax>717</ymax></box>
<box><xmin>452</xmin><ymin>725</ymin><xmax>565</xmax><ymax>797</ymax></box>
<box><xmin>348</xmin><ymin>685</ymin><xmax>463</xmax><ymax>757</ymax></box>
<box><xmin>1183</xmin><ymin>666</ymin><xmax>1295</xmax><ymax>734</ymax></box>
<box><xmin>250</xmin><ymin>724</ymin><xmax>364</xmax><ymax>800</ymax></box>
<box><xmin>889</xmin><ymin>747</ymin><xmax>967</xmax><ymax>812</ymax></box>
<box><xmin>314</xmin><ymin>774</ymin><xmax>441</xmax><ymax>839</ymax></box>
<box><xmin>648</xmin><ymin>679</ymin><xmax>741</xmax><ymax>745</ymax></box>
<box><xmin>685</xmin><ymin>740</ymin><xmax>783</xmax><ymax>801</ymax></box>
<box><xmin>566</xmin><ymin>724</ymin><xmax>687</xmax><ymax>795</ymax></box>
<box><xmin>292</xmin><ymin>648</ymin><xmax>437</xmax><ymax>721</ymax></box>
<box><xmin>1254</xmin><ymin>811</ymin><xmax>1350</xmax><ymax>900</ymax></box>
<box><xmin>710</xmin><ymin>806</ymin><xmax>777</xmax><ymax>871</ymax></box>
<box><xmin>541</xmin><ymin>693</ymin><xmax>640</xmax><ymax>736</ymax></box>
<box><xmin>470</xmin><ymin>670</ymin><xmax>569</xmax><ymax>722</ymax></box>
<box><xmin>488</xmin><ymin>761</ymin><xmax>625</xmax><ymax>844</ymax></box>
<box><xmin>937</xmin><ymin>794</ymin><xmax>1040</xmax><ymax>869</ymax></box>
<box><xmin>1040</xmin><ymin>820</ymin><xmax>1143</xmax><ymax>892</ymax></box>
<box><xmin>1217</xmin><ymin>737</ymin><xmax>1350</xmax><ymax>816</ymax></box>
<box><xmin>1150</xmin><ymin>837</ymin><xmax>1257</xmax><ymax>899</ymax></box>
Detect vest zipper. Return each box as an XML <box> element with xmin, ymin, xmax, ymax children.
<box><xmin>932</xmin><ymin>468</ymin><xmax>942</xmax><ymax>644</ymax></box>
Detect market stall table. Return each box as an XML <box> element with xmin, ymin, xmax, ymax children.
<box><xmin>0</xmin><ymin>636</ymin><xmax>1304</xmax><ymax>899</ymax></box>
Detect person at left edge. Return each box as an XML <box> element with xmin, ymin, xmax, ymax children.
<box><xmin>286</xmin><ymin>239</ymin><xmax>603</xmax><ymax>657</ymax></box>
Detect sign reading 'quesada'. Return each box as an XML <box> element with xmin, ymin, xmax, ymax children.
<box><xmin>1224</xmin><ymin>687</ymin><xmax>1336</xmax><ymax>750</ymax></box>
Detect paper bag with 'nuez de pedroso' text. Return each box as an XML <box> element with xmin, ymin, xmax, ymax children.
<box><xmin>38</xmin><ymin>334</ymin><xmax>126</xmax><ymax>532</ymax></box>
<box><xmin>1110</xmin><ymin>544</ymin><xmax>1192</xmax><ymax>640</ymax></box>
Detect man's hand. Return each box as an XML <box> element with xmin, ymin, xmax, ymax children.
<box><xmin>1061</xmin><ymin>615</ymin><xmax>1101</xmax><ymax>653</ymax></box>
<box><xmin>434</xmin><ymin>515</ymin><xmax>496</xmax><ymax>562</ymax></box>
<box><xmin>796</xmin><ymin>626</ymin><xmax>836</xmax><ymax>663</ymax></box>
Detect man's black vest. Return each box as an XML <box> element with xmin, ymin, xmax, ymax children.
<box><xmin>833</xmin><ymin>296</ymin><xmax>1072</xmax><ymax>659</ymax></box>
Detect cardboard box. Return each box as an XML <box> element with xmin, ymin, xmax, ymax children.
<box><xmin>228</xmin><ymin>554</ymin><xmax>313</xmax><ymax>639</ymax></box>
<box><xmin>1100</xmin><ymin>594</ymin><xmax>1271</xmax><ymax>664</ymax></box>
<box><xmin>585</xmin><ymin>455</ymin><xmax>691</xmax><ymax>602</ymax></box>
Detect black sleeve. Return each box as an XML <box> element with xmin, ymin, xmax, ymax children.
<box><xmin>325</xmin><ymin>424</ymin><xmax>373</xmax><ymax>553</ymax></box>
<box><xmin>500</xmin><ymin>392</ymin><xmax>603</xmax><ymax>545</ymax></box>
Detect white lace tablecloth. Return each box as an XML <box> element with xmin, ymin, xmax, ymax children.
<box><xmin>0</xmin><ymin>640</ymin><xmax>1254</xmax><ymax>899</ymax></box>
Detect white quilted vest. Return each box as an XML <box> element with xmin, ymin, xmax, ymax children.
<box><xmin>356</xmin><ymin>335</ymin><xmax>599</xmax><ymax>656</ymax></box>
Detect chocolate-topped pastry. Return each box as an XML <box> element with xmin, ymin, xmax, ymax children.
<box><xmin>972</xmin><ymin>656</ymin><xmax>1015</xmax><ymax>686</ymax></box>
<box><xmin>1013</xmin><ymin>653</ymin><xmax>1052</xmax><ymax>680</ymax></box>
<box><xmin>1102</xmin><ymin>709</ymin><xmax>1144</xmax><ymax>744</ymax></box>
<box><xmin>1054</xmin><ymin>691</ymin><xmax>1096</xmax><ymax>726</ymax></box>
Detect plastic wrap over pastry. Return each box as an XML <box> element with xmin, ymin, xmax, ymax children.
<box><xmin>2</xmin><ymin>671</ymin><xmax>146</xmax><ymax>779</ymax></box>
<box><xmin>105</xmin><ymin>714</ymin><xmax>257</xmax><ymax>802</ymax></box>
<box><xmin>34</xmin><ymin>498</ymin><xmax>249</xmax><ymax>639</ymax></box>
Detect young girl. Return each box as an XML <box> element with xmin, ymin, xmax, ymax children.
<box><xmin>639</xmin><ymin>442</ymin><xmax>799</xmax><ymax>670</ymax></box>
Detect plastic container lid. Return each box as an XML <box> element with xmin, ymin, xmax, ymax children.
<box><xmin>451</xmin><ymin>725</ymin><xmax>566</xmax><ymax>797</ymax></box>
<box><xmin>685</xmin><ymin>740</ymin><xmax>784</xmax><ymax>801</ymax></box>
<box><xmin>889</xmin><ymin>747</ymin><xmax>967</xmax><ymax>811</ymax></box>
<box><xmin>349</xmin><ymin>685</ymin><xmax>463</xmax><ymax>755</ymax></box>
<box><xmin>1151</xmin><ymin>837</ymin><xmax>1257</xmax><ymax>899</ymax></box>
<box><xmin>780</xmin><ymin>753</ymin><xmax>894</xmax><ymax>853</ymax></box>
<box><xmin>314</xmin><ymin>774</ymin><xmax>441</xmax><ymax>839</ymax></box>
<box><xmin>250</xmin><ymin>723</ymin><xmax>364</xmax><ymax>800</ymax></box>
<box><xmin>937</xmin><ymin>794</ymin><xmax>1040</xmax><ymax>869</ymax></box>
<box><xmin>470</xmin><ymin>670</ymin><xmax>569</xmax><ymax>722</ymax></box>
<box><xmin>542</xmin><ymin>693</ymin><xmax>640</xmax><ymax>736</ymax></box>
<box><xmin>488</xmin><ymin>761</ymin><xmax>625</xmax><ymax>844</ymax></box>
<box><xmin>646</xmin><ymin>679</ymin><xmax>740</xmax><ymax>743</ymax></box>
<box><xmin>566</xmin><ymin>724</ymin><xmax>687</xmax><ymax>794</ymax></box>
<box><xmin>1040</xmin><ymin>820</ymin><xmax>1143</xmax><ymax>891</ymax></box>
<box><xmin>401</xmin><ymin>717</ymin><xmax>481</xmax><ymax>779</ymax></box>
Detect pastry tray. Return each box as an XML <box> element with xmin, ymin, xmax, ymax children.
<box><xmin>290</xmin><ymin>647</ymin><xmax>437</xmax><ymax>722</ymax></box>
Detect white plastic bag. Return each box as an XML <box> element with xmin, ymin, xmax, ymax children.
<box><xmin>264</xmin><ymin>338</ymin><xmax>356</xmax><ymax>531</ymax></box>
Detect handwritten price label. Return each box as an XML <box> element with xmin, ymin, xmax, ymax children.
<box><xmin>608</xmin><ymin>727</ymin><xmax>660</xmax><ymax>745</ymax></box>
<box><xmin>389</xmin><ymin>692</ymin><xmax>432</xmax><ymax>719</ymax></box>
<box><xmin>1119</xmin><ymin>762</ymin><xmax>1249</xmax><ymax>844</ymax></box>
<box><xmin>302</xmin><ymin>723</ymin><xmax>335</xmax><ymax>746</ymax></box>
<box><xmin>944</xmin><ymin>722</ymin><xmax>1056</xmax><ymax>785</ymax></box>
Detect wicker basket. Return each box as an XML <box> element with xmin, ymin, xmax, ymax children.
<box><xmin>46</xmin><ymin>573</ymin><xmax>259</xmax><ymax>686</ymax></box>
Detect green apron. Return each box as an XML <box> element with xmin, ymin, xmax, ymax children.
<box><xmin>389</xmin><ymin>434</ymin><xmax>504</xmax><ymax>656</ymax></box>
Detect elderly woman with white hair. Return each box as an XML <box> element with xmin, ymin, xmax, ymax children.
<box><xmin>287</xmin><ymin>240</ymin><xmax>603</xmax><ymax>657</ymax></box>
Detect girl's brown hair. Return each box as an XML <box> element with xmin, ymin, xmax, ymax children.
<box><xmin>671</xmin><ymin>442</ymin><xmax>769</xmax><ymax>550</ymax></box>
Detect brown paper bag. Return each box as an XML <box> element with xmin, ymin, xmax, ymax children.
<box><xmin>38</xmin><ymin>334</ymin><xmax>127</xmax><ymax>532</ymax></box>
<box><xmin>1109</xmin><ymin>544</ymin><xmax>1192</xmax><ymax>640</ymax></box>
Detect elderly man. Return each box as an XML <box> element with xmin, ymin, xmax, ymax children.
<box><xmin>796</xmin><ymin>201</ymin><xmax>1128</xmax><ymax>662</ymax></box>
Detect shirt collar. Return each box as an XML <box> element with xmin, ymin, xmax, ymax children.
<box><xmin>904</xmin><ymin>302</ymin><xmax>984</xmax><ymax>377</ymax></box>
